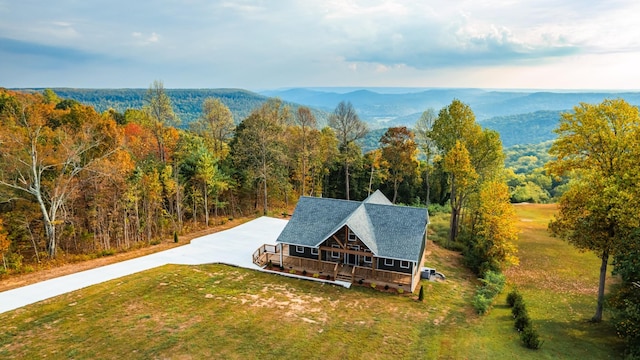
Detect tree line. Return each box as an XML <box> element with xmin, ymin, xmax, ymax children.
<box><xmin>0</xmin><ymin>83</ymin><xmax>517</xmax><ymax>278</ymax></box>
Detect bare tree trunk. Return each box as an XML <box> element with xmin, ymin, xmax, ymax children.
<box><xmin>425</xmin><ymin>169</ymin><xmax>431</xmax><ymax>206</ymax></box>
<box><xmin>262</xmin><ymin>154</ymin><xmax>268</xmax><ymax>215</ymax></box>
<box><xmin>263</xmin><ymin>179</ymin><xmax>268</xmax><ymax>216</ymax></box>
<box><xmin>448</xmin><ymin>176</ymin><xmax>457</xmax><ymax>247</ymax></box>
<box><xmin>203</xmin><ymin>182</ymin><xmax>209</xmax><ymax>227</ymax></box>
<box><xmin>345</xmin><ymin>161</ymin><xmax>350</xmax><ymax>200</ymax></box>
<box><xmin>393</xmin><ymin>176</ymin><xmax>399</xmax><ymax>204</ymax></box>
<box><xmin>592</xmin><ymin>247</ymin><xmax>609</xmax><ymax>322</ymax></box>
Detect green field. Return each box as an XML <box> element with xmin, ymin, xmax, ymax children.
<box><xmin>0</xmin><ymin>204</ymin><xmax>624</xmax><ymax>359</ymax></box>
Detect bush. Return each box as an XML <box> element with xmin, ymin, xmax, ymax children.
<box><xmin>428</xmin><ymin>203</ymin><xmax>452</xmax><ymax>215</ymax></box>
<box><xmin>512</xmin><ymin>298</ymin><xmax>527</xmax><ymax>318</ymax></box>
<box><xmin>173</xmin><ymin>231</ymin><xmax>179</xmax><ymax>243</ymax></box>
<box><xmin>99</xmin><ymin>249</ymin><xmax>115</xmax><ymax>257</ymax></box>
<box><xmin>506</xmin><ymin>288</ymin><xmax>523</xmax><ymax>307</ymax></box>
<box><xmin>514</xmin><ymin>313</ymin><xmax>531</xmax><ymax>332</ymax></box>
<box><xmin>520</xmin><ymin>325</ymin><xmax>543</xmax><ymax>349</ymax></box>
<box><xmin>472</xmin><ymin>293</ymin><xmax>492</xmax><ymax>315</ymax></box>
<box><xmin>446</xmin><ymin>242</ymin><xmax>467</xmax><ymax>253</ymax></box>
<box><xmin>478</xmin><ymin>270</ymin><xmax>506</xmax><ymax>299</ymax></box>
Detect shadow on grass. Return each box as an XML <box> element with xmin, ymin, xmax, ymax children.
<box><xmin>532</xmin><ymin>317</ymin><xmax>625</xmax><ymax>358</ymax></box>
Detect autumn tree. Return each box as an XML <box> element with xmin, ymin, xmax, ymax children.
<box><xmin>191</xmin><ymin>98</ymin><xmax>235</xmax><ymax>157</ymax></box>
<box><xmin>0</xmin><ymin>89</ymin><xmax>120</xmax><ymax>257</ymax></box>
<box><xmin>294</xmin><ymin>106</ymin><xmax>317</xmax><ymax>196</ymax></box>
<box><xmin>547</xmin><ymin>98</ymin><xmax>640</xmax><ymax>322</ymax></box>
<box><xmin>144</xmin><ymin>80</ymin><xmax>179</xmax><ymax>163</ymax></box>
<box><xmin>465</xmin><ymin>181</ymin><xmax>519</xmax><ymax>274</ymax></box>
<box><xmin>415</xmin><ymin>108</ymin><xmax>437</xmax><ymax>205</ymax></box>
<box><xmin>365</xmin><ymin>149</ymin><xmax>388</xmax><ymax>196</ymax></box>
<box><xmin>443</xmin><ymin>141</ymin><xmax>477</xmax><ymax>246</ymax></box>
<box><xmin>379</xmin><ymin>127</ymin><xmax>419</xmax><ymax>203</ymax></box>
<box><xmin>231</xmin><ymin>99</ymin><xmax>289</xmax><ymax>215</ymax></box>
<box><xmin>328</xmin><ymin>101</ymin><xmax>368</xmax><ymax>200</ymax></box>
<box><xmin>306</xmin><ymin>127</ymin><xmax>339</xmax><ymax>197</ymax></box>
<box><xmin>431</xmin><ymin>99</ymin><xmax>504</xmax><ymax>244</ymax></box>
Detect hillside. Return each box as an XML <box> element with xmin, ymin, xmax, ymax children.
<box><xmin>264</xmin><ymin>87</ymin><xmax>640</xmax><ymax>123</ymax></box>
<box><xmin>0</xmin><ymin>205</ymin><xmax>623</xmax><ymax>359</ymax></box>
<box><xmin>18</xmin><ymin>87</ymin><xmax>640</xmax><ymax>147</ymax></box>
<box><xmin>38</xmin><ymin>88</ymin><xmax>329</xmax><ymax>126</ymax></box>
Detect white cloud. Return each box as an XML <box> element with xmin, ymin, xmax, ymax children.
<box><xmin>131</xmin><ymin>31</ymin><xmax>160</xmax><ymax>46</ymax></box>
<box><xmin>0</xmin><ymin>0</ymin><xmax>639</xmax><ymax>89</ymax></box>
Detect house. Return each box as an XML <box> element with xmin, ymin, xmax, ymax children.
<box><xmin>253</xmin><ymin>190</ymin><xmax>429</xmax><ymax>292</ymax></box>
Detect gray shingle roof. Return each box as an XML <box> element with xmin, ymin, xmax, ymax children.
<box><xmin>276</xmin><ymin>190</ymin><xmax>428</xmax><ymax>263</ymax></box>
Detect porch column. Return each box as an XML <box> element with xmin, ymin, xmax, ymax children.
<box><xmin>410</xmin><ymin>261</ymin><xmax>417</xmax><ymax>292</ymax></box>
<box><xmin>279</xmin><ymin>243</ymin><xmax>283</xmax><ymax>266</ymax></box>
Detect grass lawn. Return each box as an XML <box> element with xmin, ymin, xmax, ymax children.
<box><xmin>0</xmin><ymin>204</ymin><xmax>625</xmax><ymax>359</ymax></box>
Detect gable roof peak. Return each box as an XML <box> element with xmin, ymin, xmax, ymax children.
<box><xmin>363</xmin><ymin>190</ymin><xmax>393</xmax><ymax>205</ymax></box>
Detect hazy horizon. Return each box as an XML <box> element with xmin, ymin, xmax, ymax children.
<box><xmin>2</xmin><ymin>1</ymin><xmax>640</xmax><ymax>90</ymax></box>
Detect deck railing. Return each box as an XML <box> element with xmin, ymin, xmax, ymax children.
<box><xmin>252</xmin><ymin>244</ymin><xmax>280</xmax><ymax>266</ymax></box>
<box><xmin>253</xmin><ymin>245</ymin><xmax>414</xmax><ymax>289</ymax></box>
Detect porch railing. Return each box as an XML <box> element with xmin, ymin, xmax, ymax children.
<box><xmin>252</xmin><ymin>244</ymin><xmax>280</xmax><ymax>267</ymax></box>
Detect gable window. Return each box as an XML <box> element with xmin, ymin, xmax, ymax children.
<box><xmin>296</xmin><ymin>246</ymin><xmax>305</xmax><ymax>254</ymax></box>
<box><xmin>400</xmin><ymin>261</ymin><xmax>410</xmax><ymax>269</ymax></box>
<box><xmin>311</xmin><ymin>248</ymin><xmax>318</xmax><ymax>256</ymax></box>
<box><xmin>348</xmin><ymin>229</ymin><xmax>357</xmax><ymax>242</ymax></box>
<box><xmin>384</xmin><ymin>258</ymin><xmax>394</xmax><ymax>267</ymax></box>
<box><xmin>331</xmin><ymin>244</ymin><xmax>340</xmax><ymax>258</ymax></box>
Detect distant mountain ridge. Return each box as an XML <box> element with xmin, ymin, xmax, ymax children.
<box><xmin>262</xmin><ymin>87</ymin><xmax>640</xmax><ymax>126</ymax></box>
<box><xmin>34</xmin><ymin>88</ymin><xmax>329</xmax><ymax>126</ymax></box>
<box><xmin>16</xmin><ymin>87</ymin><xmax>640</xmax><ymax>148</ymax></box>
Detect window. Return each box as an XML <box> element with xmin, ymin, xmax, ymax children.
<box><xmin>296</xmin><ymin>246</ymin><xmax>305</xmax><ymax>253</ymax></box>
<box><xmin>364</xmin><ymin>249</ymin><xmax>372</xmax><ymax>263</ymax></box>
<box><xmin>400</xmin><ymin>261</ymin><xmax>410</xmax><ymax>269</ymax></box>
<box><xmin>331</xmin><ymin>244</ymin><xmax>340</xmax><ymax>258</ymax></box>
<box><xmin>348</xmin><ymin>229</ymin><xmax>357</xmax><ymax>242</ymax></box>
<box><xmin>384</xmin><ymin>258</ymin><xmax>394</xmax><ymax>267</ymax></box>
<box><xmin>311</xmin><ymin>248</ymin><xmax>318</xmax><ymax>255</ymax></box>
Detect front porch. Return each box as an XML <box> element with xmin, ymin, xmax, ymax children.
<box><xmin>253</xmin><ymin>244</ymin><xmax>421</xmax><ymax>292</ymax></box>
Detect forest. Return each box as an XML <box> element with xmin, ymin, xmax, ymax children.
<box><xmin>2</xmin><ymin>85</ymin><xmax>639</xmax><ymax>357</ymax></box>
<box><xmin>0</xmin><ymin>83</ymin><xmax>520</xmax><ymax>271</ymax></box>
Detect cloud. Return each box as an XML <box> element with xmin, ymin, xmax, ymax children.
<box><xmin>0</xmin><ymin>37</ymin><xmax>102</xmax><ymax>63</ymax></box>
<box><xmin>131</xmin><ymin>31</ymin><xmax>160</xmax><ymax>46</ymax></box>
<box><xmin>1</xmin><ymin>0</ymin><xmax>639</xmax><ymax>89</ymax></box>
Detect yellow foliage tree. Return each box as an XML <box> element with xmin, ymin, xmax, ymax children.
<box><xmin>475</xmin><ymin>181</ymin><xmax>519</xmax><ymax>270</ymax></box>
<box><xmin>547</xmin><ymin>98</ymin><xmax>640</xmax><ymax>322</ymax></box>
<box><xmin>443</xmin><ymin>140</ymin><xmax>477</xmax><ymax>246</ymax></box>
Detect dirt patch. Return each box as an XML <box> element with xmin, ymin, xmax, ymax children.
<box><xmin>0</xmin><ymin>217</ymin><xmax>255</xmax><ymax>292</ymax></box>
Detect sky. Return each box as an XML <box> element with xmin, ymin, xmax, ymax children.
<box><xmin>1</xmin><ymin>0</ymin><xmax>640</xmax><ymax>91</ymax></box>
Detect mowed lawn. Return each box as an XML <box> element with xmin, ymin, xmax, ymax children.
<box><xmin>0</xmin><ymin>204</ymin><xmax>625</xmax><ymax>359</ymax></box>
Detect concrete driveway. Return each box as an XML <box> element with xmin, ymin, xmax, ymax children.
<box><xmin>0</xmin><ymin>216</ymin><xmax>288</xmax><ymax>314</ymax></box>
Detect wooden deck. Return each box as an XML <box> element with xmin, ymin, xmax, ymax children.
<box><xmin>253</xmin><ymin>244</ymin><xmax>419</xmax><ymax>292</ymax></box>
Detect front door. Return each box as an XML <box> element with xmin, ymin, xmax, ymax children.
<box><xmin>346</xmin><ymin>245</ymin><xmax>359</xmax><ymax>265</ymax></box>
<box><xmin>347</xmin><ymin>253</ymin><xmax>357</xmax><ymax>265</ymax></box>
